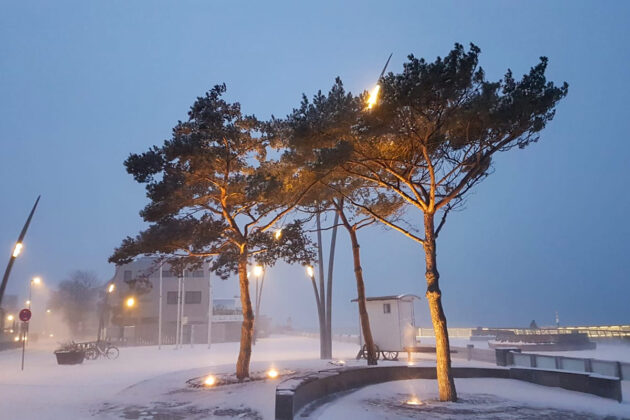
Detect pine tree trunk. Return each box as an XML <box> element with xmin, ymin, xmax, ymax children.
<box><xmin>348</xmin><ymin>227</ymin><xmax>378</xmax><ymax>365</ymax></box>
<box><xmin>423</xmin><ymin>212</ymin><xmax>457</xmax><ymax>401</ymax></box>
<box><xmin>236</xmin><ymin>250</ymin><xmax>254</xmax><ymax>380</ymax></box>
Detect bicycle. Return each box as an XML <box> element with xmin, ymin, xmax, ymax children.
<box><xmin>84</xmin><ymin>341</ymin><xmax>119</xmax><ymax>360</ymax></box>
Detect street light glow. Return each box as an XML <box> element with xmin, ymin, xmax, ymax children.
<box><xmin>203</xmin><ymin>375</ymin><xmax>217</xmax><ymax>386</ymax></box>
<box><xmin>126</xmin><ymin>297</ymin><xmax>136</xmax><ymax>308</ymax></box>
<box><xmin>306</xmin><ymin>265</ymin><xmax>314</xmax><ymax>278</ymax></box>
<box><xmin>32</xmin><ymin>276</ymin><xmax>42</xmax><ymax>285</ymax></box>
<box><xmin>12</xmin><ymin>243</ymin><xmax>23</xmax><ymax>257</ymax></box>
<box><xmin>366</xmin><ymin>84</ymin><xmax>380</xmax><ymax>109</ymax></box>
<box><xmin>7</xmin><ymin>315</ymin><xmax>14</xmax><ymax>321</ymax></box>
<box><xmin>25</xmin><ymin>300</ymin><xmax>31</xmax><ymax>306</ymax></box>
<box><xmin>108</xmin><ymin>284</ymin><xmax>115</xmax><ymax>293</ymax></box>
<box><xmin>266</xmin><ymin>368</ymin><xmax>279</xmax><ymax>379</ymax></box>
<box><xmin>253</xmin><ymin>265</ymin><xmax>264</xmax><ymax>277</ymax></box>
<box><xmin>405</xmin><ymin>397</ymin><xmax>423</xmax><ymax>406</ymax></box>
<box><xmin>46</xmin><ymin>309</ymin><xmax>51</xmax><ymax>314</ymax></box>
<box><xmin>274</xmin><ymin>229</ymin><xmax>282</xmax><ymax>240</ymax></box>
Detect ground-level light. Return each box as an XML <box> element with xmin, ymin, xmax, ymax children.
<box><xmin>267</xmin><ymin>368</ymin><xmax>279</xmax><ymax>379</ymax></box>
<box><xmin>203</xmin><ymin>375</ymin><xmax>217</xmax><ymax>386</ymax></box>
<box><xmin>405</xmin><ymin>397</ymin><xmax>423</xmax><ymax>406</ymax></box>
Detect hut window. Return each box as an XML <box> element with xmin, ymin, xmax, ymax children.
<box><xmin>383</xmin><ymin>303</ymin><xmax>391</xmax><ymax>314</ymax></box>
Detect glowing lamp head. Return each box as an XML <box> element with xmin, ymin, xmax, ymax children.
<box><xmin>366</xmin><ymin>84</ymin><xmax>381</xmax><ymax>109</ymax></box>
<box><xmin>274</xmin><ymin>229</ymin><xmax>282</xmax><ymax>240</ymax></box>
<box><xmin>12</xmin><ymin>243</ymin><xmax>23</xmax><ymax>258</ymax></box>
<box><xmin>32</xmin><ymin>276</ymin><xmax>42</xmax><ymax>285</ymax></box>
<box><xmin>306</xmin><ymin>265</ymin><xmax>314</xmax><ymax>278</ymax></box>
<box><xmin>7</xmin><ymin>315</ymin><xmax>14</xmax><ymax>321</ymax></box>
<box><xmin>14</xmin><ymin>336</ymin><xmax>19</xmax><ymax>342</ymax></box>
<box><xmin>125</xmin><ymin>297</ymin><xmax>135</xmax><ymax>308</ymax></box>
<box><xmin>25</xmin><ymin>300</ymin><xmax>31</xmax><ymax>306</ymax></box>
<box><xmin>253</xmin><ymin>265</ymin><xmax>263</xmax><ymax>277</ymax></box>
<box><xmin>49</xmin><ymin>333</ymin><xmax>54</xmax><ymax>338</ymax></box>
<box><xmin>108</xmin><ymin>284</ymin><xmax>115</xmax><ymax>293</ymax></box>
<box><xmin>267</xmin><ymin>368</ymin><xmax>279</xmax><ymax>379</ymax></box>
<box><xmin>46</xmin><ymin>309</ymin><xmax>51</xmax><ymax>314</ymax></box>
<box><xmin>203</xmin><ymin>375</ymin><xmax>217</xmax><ymax>386</ymax></box>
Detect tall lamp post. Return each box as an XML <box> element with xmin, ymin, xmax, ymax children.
<box><xmin>97</xmin><ymin>283</ymin><xmax>115</xmax><ymax>342</ymax></box>
<box><xmin>0</xmin><ymin>196</ymin><xmax>40</xmax><ymax>306</ymax></box>
<box><xmin>252</xmin><ymin>265</ymin><xmax>264</xmax><ymax>344</ymax></box>
<box><xmin>306</xmin><ymin>265</ymin><xmax>325</xmax><ymax>351</ymax></box>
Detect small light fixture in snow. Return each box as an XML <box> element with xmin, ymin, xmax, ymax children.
<box><xmin>203</xmin><ymin>375</ymin><xmax>217</xmax><ymax>386</ymax></box>
<box><xmin>267</xmin><ymin>368</ymin><xmax>279</xmax><ymax>379</ymax></box>
<box><xmin>407</xmin><ymin>361</ymin><xmax>415</xmax><ymax>366</ymax></box>
<box><xmin>337</xmin><ymin>360</ymin><xmax>346</xmax><ymax>365</ymax></box>
<box><xmin>405</xmin><ymin>397</ymin><xmax>423</xmax><ymax>406</ymax></box>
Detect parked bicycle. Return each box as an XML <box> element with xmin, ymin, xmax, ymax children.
<box><xmin>83</xmin><ymin>341</ymin><xmax>119</xmax><ymax>360</ymax></box>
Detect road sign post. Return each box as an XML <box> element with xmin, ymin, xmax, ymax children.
<box><xmin>19</xmin><ymin>308</ymin><xmax>31</xmax><ymax>371</ymax></box>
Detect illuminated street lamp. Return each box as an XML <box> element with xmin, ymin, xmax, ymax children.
<box><xmin>7</xmin><ymin>314</ymin><xmax>14</xmax><ymax>322</ymax></box>
<box><xmin>12</xmin><ymin>243</ymin><xmax>23</xmax><ymax>258</ymax></box>
<box><xmin>274</xmin><ymin>229</ymin><xmax>282</xmax><ymax>240</ymax></box>
<box><xmin>28</xmin><ymin>276</ymin><xmax>43</xmax><ymax>310</ymax></box>
<box><xmin>108</xmin><ymin>283</ymin><xmax>115</xmax><ymax>293</ymax></box>
<box><xmin>365</xmin><ymin>53</ymin><xmax>393</xmax><ymax>110</ymax></box>
<box><xmin>126</xmin><ymin>297</ymin><xmax>136</xmax><ymax>308</ymax></box>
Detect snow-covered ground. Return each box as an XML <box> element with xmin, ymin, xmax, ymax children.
<box><xmin>306</xmin><ymin>378</ymin><xmax>630</xmax><ymax>419</ymax></box>
<box><xmin>0</xmin><ymin>335</ymin><xmax>628</xmax><ymax>419</ymax></box>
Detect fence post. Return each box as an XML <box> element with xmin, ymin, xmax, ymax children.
<box><xmin>466</xmin><ymin>344</ymin><xmax>473</xmax><ymax>361</ymax></box>
<box><xmin>585</xmin><ymin>359</ymin><xmax>593</xmax><ymax>373</ymax></box>
<box><xmin>555</xmin><ymin>356</ymin><xmax>563</xmax><ymax>370</ymax></box>
<box><xmin>616</xmin><ymin>361</ymin><xmax>622</xmax><ymax>379</ymax></box>
<box><xmin>530</xmin><ymin>354</ymin><xmax>537</xmax><ymax>368</ymax></box>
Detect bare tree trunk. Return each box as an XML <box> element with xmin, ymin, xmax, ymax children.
<box><xmin>236</xmin><ymin>249</ymin><xmax>254</xmax><ymax>380</ymax></box>
<box><xmin>325</xmin><ymin>211</ymin><xmax>339</xmax><ymax>359</ymax></box>
<box><xmin>315</xmin><ymin>211</ymin><xmax>327</xmax><ymax>359</ymax></box>
<box><xmin>423</xmin><ymin>213</ymin><xmax>457</xmax><ymax>401</ymax></box>
<box><xmin>347</xmin><ymin>227</ymin><xmax>378</xmax><ymax>365</ymax></box>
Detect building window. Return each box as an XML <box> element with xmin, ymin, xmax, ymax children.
<box><xmin>124</xmin><ymin>270</ymin><xmax>132</xmax><ymax>281</ymax></box>
<box><xmin>162</xmin><ymin>270</ymin><xmax>173</xmax><ymax>277</ymax></box>
<box><xmin>383</xmin><ymin>303</ymin><xmax>391</xmax><ymax>314</ymax></box>
<box><xmin>192</xmin><ymin>270</ymin><xmax>204</xmax><ymax>278</ymax></box>
<box><xmin>166</xmin><ymin>291</ymin><xmax>178</xmax><ymax>304</ymax></box>
<box><xmin>185</xmin><ymin>291</ymin><xmax>202</xmax><ymax>304</ymax></box>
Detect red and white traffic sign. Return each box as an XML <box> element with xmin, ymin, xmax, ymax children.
<box><xmin>19</xmin><ymin>308</ymin><xmax>31</xmax><ymax>322</ymax></box>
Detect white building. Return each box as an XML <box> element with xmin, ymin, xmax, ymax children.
<box><xmin>106</xmin><ymin>257</ymin><xmax>242</xmax><ymax>344</ymax></box>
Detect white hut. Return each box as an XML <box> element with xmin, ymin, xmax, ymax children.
<box><xmin>352</xmin><ymin>294</ymin><xmax>420</xmax><ymax>359</ymax></box>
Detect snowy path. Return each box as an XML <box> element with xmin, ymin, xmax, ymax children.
<box><xmin>0</xmin><ymin>336</ymin><xmax>357</xmax><ymax>419</ymax></box>
<box><xmin>1</xmin><ymin>335</ymin><xmax>629</xmax><ymax>419</ymax></box>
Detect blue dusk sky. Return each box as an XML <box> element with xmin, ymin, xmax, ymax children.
<box><xmin>1</xmin><ymin>1</ymin><xmax>629</xmax><ymax>331</ymax></box>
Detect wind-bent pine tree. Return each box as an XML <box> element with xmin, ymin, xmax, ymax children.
<box><xmin>110</xmin><ymin>84</ymin><xmax>316</xmax><ymax>379</ymax></box>
<box><xmin>324</xmin><ymin>44</ymin><xmax>568</xmax><ymax>401</ymax></box>
<box><xmin>275</xmin><ymin>79</ymin><xmax>403</xmax><ymax>365</ymax></box>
